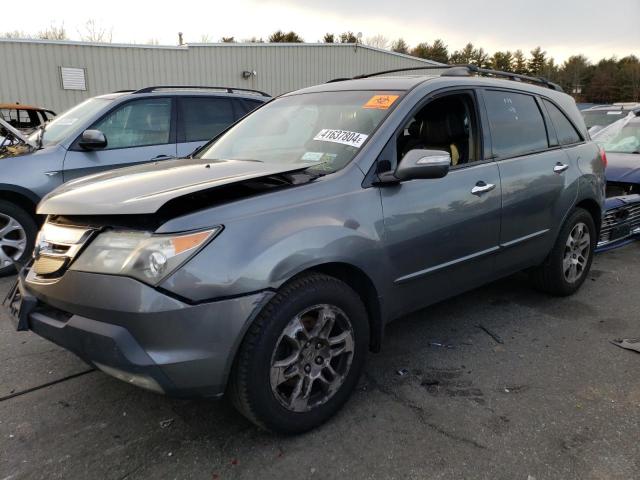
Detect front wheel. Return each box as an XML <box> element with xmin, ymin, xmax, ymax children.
<box><xmin>0</xmin><ymin>200</ymin><xmax>36</xmax><ymax>277</ymax></box>
<box><xmin>530</xmin><ymin>207</ymin><xmax>596</xmax><ymax>296</ymax></box>
<box><xmin>228</xmin><ymin>273</ymin><xmax>369</xmax><ymax>434</ymax></box>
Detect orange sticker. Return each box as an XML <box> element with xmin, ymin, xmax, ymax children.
<box><xmin>363</xmin><ymin>94</ymin><xmax>400</xmax><ymax>110</ymax></box>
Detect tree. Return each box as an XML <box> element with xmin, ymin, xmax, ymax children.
<box><xmin>427</xmin><ymin>39</ymin><xmax>449</xmax><ymax>64</ymax></box>
<box><xmin>558</xmin><ymin>55</ymin><xmax>591</xmax><ymax>96</ymax></box>
<box><xmin>586</xmin><ymin>58</ymin><xmax>619</xmax><ymax>103</ymax></box>
<box><xmin>145</xmin><ymin>38</ymin><xmax>159</xmax><ymax>45</ymax></box>
<box><xmin>339</xmin><ymin>31</ymin><xmax>358</xmax><ymax>43</ymax></box>
<box><xmin>268</xmin><ymin>30</ymin><xmax>303</xmax><ymax>43</ymax></box>
<box><xmin>411</xmin><ymin>42</ymin><xmax>430</xmax><ymax>59</ymax></box>
<box><xmin>513</xmin><ymin>50</ymin><xmax>528</xmax><ymax>75</ymax></box>
<box><xmin>37</xmin><ymin>23</ymin><xmax>67</xmax><ymax>40</ymax></box>
<box><xmin>244</xmin><ymin>36</ymin><xmax>264</xmax><ymax>43</ymax></box>
<box><xmin>365</xmin><ymin>34</ymin><xmax>389</xmax><ymax>50</ymax></box>
<box><xmin>618</xmin><ymin>55</ymin><xmax>640</xmax><ymax>101</ymax></box>
<box><xmin>528</xmin><ymin>47</ymin><xmax>547</xmax><ymax>76</ymax></box>
<box><xmin>200</xmin><ymin>34</ymin><xmax>213</xmax><ymax>43</ymax></box>
<box><xmin>221</xmin><ymin>36</ymin><xmax>236</xmax><ymax>43</ymax></box>
<box><xmin>79</xmin><ymin>19</ymin><xmax>112</xmax><ymax>43</ymax></box>
<box><xmin>323</xmin><ymin>33</ymin><xmax>335</xmax><ymax>43</ymax></box>
<box><xmin>391</xmin><ymin>38</ymin><xmax>409</xmax><ymax>54</ymax></box>
<box><xmin>1</xmin><ymin>30</ymin><xmax>30</xmax><ymax>39</ymax></box>
<box><xmin>449</xmin><ymin>43</ymin><xmax>475</xmax><ymax>64</ymax></box>
<box><xmin>470</xmin><ymin>47</ymin><xmax>490</xmax><ymax>68</ymax></box>
<box><xmin>491</xmin><ymin>51</ymin><xmax>514</xmax><ymax>71</ymax></box>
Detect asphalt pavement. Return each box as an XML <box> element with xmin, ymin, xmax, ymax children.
<box><xmin>1</xmin><ymin>243</ymin><xmax>639</xmax><ymax>480</ymax></box>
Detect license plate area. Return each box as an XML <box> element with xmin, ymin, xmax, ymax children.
<box><xmin>2</xmin><ymin>277</ymin><xmax>38</xmax><ymax>331</ymax></box>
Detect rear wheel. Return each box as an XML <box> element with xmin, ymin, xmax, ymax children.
<box><xmin>228</xmin><ymin>273</ymin><xmax>369</xmax><ymax>434</ymax></box>
<box><xmin>530</xmin><ymin>208</ymin><xmax>596</xmax><ymax>296</ymax></box>
<box><xmin>0</xmin><ymin>200</ymin><xmax>36</xmax><ymax>276</ymax></box>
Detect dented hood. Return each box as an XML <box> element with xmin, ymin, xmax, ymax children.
<box><xmin>38</xmin><ymin>158</ymin><xmax>313</xmax><ymax>215</ymax></box>
<box><xmin>605</xmin><ymin>152</ymin><xmax>640</xmax><ymax>185</ymax></box>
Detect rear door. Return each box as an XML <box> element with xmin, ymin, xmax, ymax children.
<box><xmin>175</xmin><ymin>96</ymin><xmax>239</xmax><ymax>157</ymax></box>
<box><xmin>62</xmin><ymin>97</ymin><xmax>177</xmax><ymax>182</ymax></box>
<box><xmin>480</xmin><ymin>89</ymin><xmax>579</xmax><ymax>275</ymax></box>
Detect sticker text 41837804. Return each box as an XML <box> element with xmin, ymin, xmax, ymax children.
<box><xmin>313</xmin><ymin>129</ymin><xmax>368</xmax><ymax>148</ymax></box>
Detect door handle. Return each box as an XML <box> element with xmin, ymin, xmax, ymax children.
<box><xmin>151</xmin><ymin>154</ymin><xmax>174</xmax><ymax>161</ymax></box>
<box><xmin>553</xmin><ymin>163</ymin><xmax>569</xmax><ymax>173</ymax></box>
<box><xmin>471</xmin><ymin>181</ymin><xmax>496</xmax><ymax>195</ymax></box>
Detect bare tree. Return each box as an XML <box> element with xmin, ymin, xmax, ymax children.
<box><xmin>145</xmin><ymin>38</ymin><xmax>159</xmax><ymax>45</ymax></box>
<box><xmin>1</xmin><ymin>30</ymin><xmax>31</xmax><ymax>39</ymax></box>
<box><xmin>79</xmin><ymin>19</ymin><xmax>113</xmax><ymax>43</ymax></box>
<box><xmin>221</xmin><ymin>36</ymin><xmax>236</xmax><ymax>43</ymax></box>
<box><xmin>37</xmin><ymin>22</ymin><xmax>67</xmax><ymax>40</ymax></box>
<box><xmin>200</xmin><ymin>34</ymin><xmax>213</xmax><ymax>43</ymax></box>
<box><xmin>365</xmin><ymin>34</ymin><xmax>389</xmax><ymax>50</ymax></box>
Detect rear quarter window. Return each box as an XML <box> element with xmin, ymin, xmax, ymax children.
<box><xmin>543</xmin><ymin>100</ymin><xmax>582</xmax><ymax>145</ymax></box>
<box><xmin>484</xmin><ymin>90</ymin><xmax>549</xmax><ymax>159</ymax></box>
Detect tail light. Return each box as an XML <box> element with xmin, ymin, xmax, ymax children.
<box><xmin>600</xmin><ymin>148</ymin><xmax>608</xmax><ymax>168</ymax></box>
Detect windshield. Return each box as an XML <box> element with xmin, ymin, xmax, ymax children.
<box><xmin>594</xmin><ymin>115</ymin><xmax>640</xmax><ymax>154</ymax></box>
<box><xmin>29</xmin><ymin>97</ymin><xmax>111</xmax><ymax>147</ymax></box>
<box><xmin>197</xmin><ymin>90</ymin><xmax>402</xmax><ymax>174</ymax></box>
<box><xmin>582</xmin><ymin>109</ymin><xmax>626</xmax><ymax>129</ymax></box>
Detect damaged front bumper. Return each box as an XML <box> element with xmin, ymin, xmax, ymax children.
<box><xmin>4</xmin><ymin>267</ymin><xmax>273</xmax><ymax>397</ymax></box>
<box><xmin>597</xmin><ymin>194</ymin><xmax>640</xmax><ymax>251</ymax></box>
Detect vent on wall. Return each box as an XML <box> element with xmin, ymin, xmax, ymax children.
<box><xmin>60</xmin><ymin>67</ymin><xmax>87</xmax><ymax>91</ymax></box>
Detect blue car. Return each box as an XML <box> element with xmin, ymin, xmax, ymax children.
<box><xmin>595</xmin><ymin>109</ymin><xmax>640</xmax><ymax>251</ymax></box>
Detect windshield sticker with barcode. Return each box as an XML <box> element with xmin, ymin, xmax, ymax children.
<box><xmin>301</xmin><ymin>151</ymin><xmax>325</xmax><ymax>161</ymax></box>
<box><xmin>313</xmin><ymin>129</ymin><xmax>368</xmax><ymax>148</ymax></box>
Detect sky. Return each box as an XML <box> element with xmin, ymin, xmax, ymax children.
<box><xmin>8</xmin><ymin>0</ymin><xmax>640</xmax><ymax>63</ymax></box>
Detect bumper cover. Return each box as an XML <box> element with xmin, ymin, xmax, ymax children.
<box><xmin>597</xmin><ymin>195</ymin><xmax>640</xmax><ymax>251</ymax></box>
<box><xmin>10</xmin><ymin>268</ymin><xmax>273</xmax><ymax>397</ymax></box>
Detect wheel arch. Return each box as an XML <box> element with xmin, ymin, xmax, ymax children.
<box><xmin>575</xmin><ymin>198</ymin><xmax>602</xmax><ymax>234</ymax></box>
<box><xmin>0</xmin><ymin>185</ymin><xmax>40</xmax><ymax>218</ymax></box>
<box><xmin>298</xmin><ymin>262</ymin><xmax>384</xmax><ymax>353</ymax></box>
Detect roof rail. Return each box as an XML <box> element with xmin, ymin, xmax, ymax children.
<box><xmin>334</xmin><ymin>64</ymin><xmax>563</xmax><ymax>92</ymax></box>
<box><xmin>131</xmin><ymin>85</ymin><xmax>271</xmax><ymax>97</ymax></box>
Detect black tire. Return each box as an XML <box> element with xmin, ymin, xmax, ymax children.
<box><xmin>228</xmin><ymin>273</ymin><xmax>369</xmax><ymax>434</ymax></box>
<box><xmin>0</xmin><ymin>200</ymin><xmax>37</xmax><ymax>277</ymax></box>
<box><xmin>530</xmin><ymin>207</ymin><xmax>596</xmax><ymax>296</ymax></box>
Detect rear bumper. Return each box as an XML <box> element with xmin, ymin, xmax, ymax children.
<box><xmin>15</xmin><ymin>269</ymin><xmax>273</xmax><ymax>397</ymax></box>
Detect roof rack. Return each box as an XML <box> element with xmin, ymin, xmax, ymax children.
<box><xmin>336</xmin><ymin>64</ymin><xmax>563</xmax><ymax>92</ymax></box>
<box><xmin>131</xmin><ymin>85</ymin><xmax>271</xmax><ymax>97</ymax></box>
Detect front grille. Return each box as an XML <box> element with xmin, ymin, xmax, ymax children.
<box><xmin>598</xmin><ymin>202</ymin><xmax>640</xmax><ymax>247</ymax></box>
<box><xmin>31</xmin><ymin>222</ymin><xmax>95</xmax><ymax>279</ymax></box>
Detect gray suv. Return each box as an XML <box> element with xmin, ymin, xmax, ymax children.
<box><xmin>4</xmin><ymin>66</ymin><xmax>605</xmax><ymax>434</ymax></box>
<box><xmin>0</xmin><ymin>86</ymin><xmax>268</xmax><ymax>275</ymax></box>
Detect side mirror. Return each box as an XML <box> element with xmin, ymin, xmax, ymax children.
<box><xmin>394</xmin><ymin>149</ymin><xmax>451</xmax><ymax>181</ymax></box>
<box><xmin>79</xmin><ymin>129</ymin><xmax>107</xmax><ymax>150</ymax></box>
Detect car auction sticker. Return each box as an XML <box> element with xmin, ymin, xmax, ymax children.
<box><xmin>313</xmin><ymin>129</ymin><xmax>368</xmax><ymax>148</ymax></box>
<box><xmin>363</xmin><ymin>94</ymin><xmax>399</xmax><ymax>110</ymax></box>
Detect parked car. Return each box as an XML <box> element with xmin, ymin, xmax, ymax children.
<box><xmin>4</xmin><ymin>66</ymin><xmax>605</xmax><ymax>433</ymax></box>
<box><xmin>0</xmin><ymin>86</ymin><xmax>269</xmax><ymax>275</ymax></box>
<box><xmin>581</xmin><ymin>104</ymin><xmax>640</xmax><ymax>135</ymax></box>
<box><xmin>0</xmin><ymin>103</ymin><xmax>56</xmax><ymax>135</ymax></box>
<box><xmin>593</xmin><ymin>109</ymin><xmax>640</xmax><ymax>250</ymax></box>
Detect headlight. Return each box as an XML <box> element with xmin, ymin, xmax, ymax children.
<box><xmin>70</xmin><ymin>227</ymin><xmax>222</xmax><ymax>285</ymax></box>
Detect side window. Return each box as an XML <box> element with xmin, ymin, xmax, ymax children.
<box><xmin>543</xmin><ymin>100</ymin><xmax>582</xmax><ymax>145</ymax></box>
<box><xmin>396</xmin><ymin>92</ymin><xmax>479</xmax><ymax>167</ymax></box>
<box><xmin>92</xmin><ymin>98</ymin><xmax>172</xmax><ymax>149</ymax></box>
<box><xmin>179</xmin><ymin>97</ymin><xmax>234</xmax><ymax>142</ymax></box>
<box><xmin>484</xmin><ymin>90</ymin><xmax>548</xmax><ymax>159</ymax></box>
<box><xmin>237</xmin><ymin>99</ymin><xmax>264</xmax><ymax>116</ymax></box>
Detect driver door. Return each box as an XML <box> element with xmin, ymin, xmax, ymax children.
<box><xmin>380</xmin><ymin>90</ymin><xmax>502</xmax><ymax>316</ymax></box>
<box><xmin>63</xmin><ymin>97</ymin><xmax>177</xmax><ymax>182</ymax></box>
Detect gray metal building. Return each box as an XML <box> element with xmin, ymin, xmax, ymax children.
<box><xmin>0</xmin><ymin>39</ymin><xmax>442</xmax><ymax>113</ymax></box>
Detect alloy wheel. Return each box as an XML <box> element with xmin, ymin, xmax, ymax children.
<box><xmin>563</xmin><ymin>222</ymin><xmax>590</xmax><ymax>283</ymax></box>
<box><xmin>269</xmin><ymin>304</ymin><xmax>355</xmax><ymax>412</ymax></box>
<box><xmin>0</xmin><ymin>213</ymin><xmax>27</xmax><ymax>268</ymax></box>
